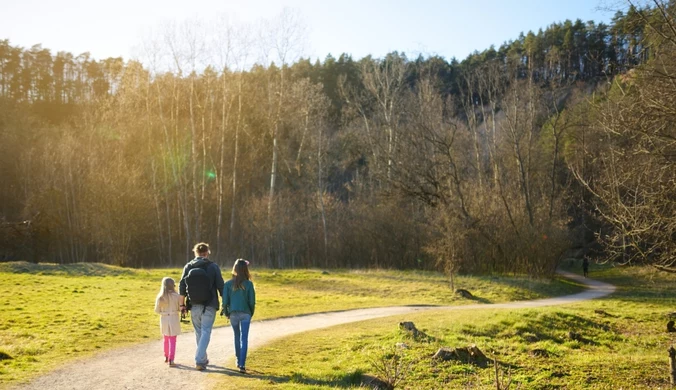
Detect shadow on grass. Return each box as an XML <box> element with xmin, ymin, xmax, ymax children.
<box><xmin>463</xmin><ymin>295</ymin><xmax>492</xmax><ymax>304</ymax></box>
<box><xmin>461</xmin><ymin>310</ymin><xmax>614</xmax><ymax>345</ymax></box>
<box><xmin>0</xmin><ymin>261</ymin><xmax>134</xmax><ymax>276</ymax></box>
<box><xmin>485</xmin><ymin>274</ymin><xmax>586</xmax><ymax>297</ymax></box>
<box><xmin>364</xmin><ymin>272</ymin><xmax>449</xmax><ymax>285</ymax></box>
<box><xmin>210</xmin><ymin>365</ymin><xmax>364</xmax><ymax>388</ymax></box>
<box><xmin>570</xmin><ymin>334</ymin><xmax>600</xmax><ymax>346</ymax></box>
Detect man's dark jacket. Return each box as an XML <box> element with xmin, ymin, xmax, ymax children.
<box><xmin>179</xmin><ymin>257</ymin><xmax>225</xmax><ymax>310</ymax></box>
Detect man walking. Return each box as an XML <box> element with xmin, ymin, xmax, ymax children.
<box><xmin>179</xmin><ymin>242</ymin><xmax>225</xmax><ymax>371</ymax></box>
<box><xmin>582</xmin><ymin>257</ymin><xmax>589</xmax><ymax>278</ymax></box>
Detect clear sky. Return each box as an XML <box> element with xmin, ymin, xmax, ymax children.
<box><xmin>0</xmin><ymin>0</ymin><xmax>615</xmax><ymax>64</ymax></box>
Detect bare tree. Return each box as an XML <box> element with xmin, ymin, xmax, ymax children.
<box><xmin>572</xmin><ymin>1</ymin><xmax>676</xmax><ymax>270</ymax></box>
<box><xmin>459</xmin><ymin>67</ymin><xmax>484</xmax><ymax>190</ymax></box>
<box><xmin>260</xmin><ymin>8</ymin><xmax>307</xmax><ymax>267</ymax></box>
<box><xmin>360</xmin><ymin>53</ymin><xmax>407</xmax><ymax>182</ymax></box>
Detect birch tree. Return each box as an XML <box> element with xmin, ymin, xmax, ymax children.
<box><xmin>260</xmin><ymin>8</ymin><xmax>307</xmax><ymax>266</ymax></box>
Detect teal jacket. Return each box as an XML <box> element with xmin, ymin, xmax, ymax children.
<box><xmin>222</xmin><ymin>279</ymin><xmax>255</xmax><ymax>317</ymax></box>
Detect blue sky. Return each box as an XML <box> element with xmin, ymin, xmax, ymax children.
<box><xmin>1</xmin><ymin>0</ymin><xmax>616</xmax><ymax>63</ymax></box>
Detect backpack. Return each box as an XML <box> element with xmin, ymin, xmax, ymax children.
<box><xmin>185</xmin><ymin>260</ymin><xmax>213</xmax><ymax>307</ymax></box>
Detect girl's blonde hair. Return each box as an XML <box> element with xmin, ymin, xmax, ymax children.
<box><xmin>156</xmin><ymin>277</ymin><xmax>176</xmax><ymax>305</ymax></box>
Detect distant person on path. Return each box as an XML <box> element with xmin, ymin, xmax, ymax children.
<box><xmin>222</xmin><ymin>258</ymin><xmax>256</xmax><ymax>374</ymax></box>
<box><xmin>582</xmin><ymin>257</ymin><xmax>589</xmax><ymax>278</ymax></box>
<box><xmin>154</xmin><ymin>277</ymin><xmax>181</xmax><ymax>367</ymax></box>
<box><xmin>179</xmin><ymin>242</ymin><xmax>225</xmax><ymax>371</ymax></box>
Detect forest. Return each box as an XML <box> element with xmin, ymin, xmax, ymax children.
<box><xmin>0</xmin><ymin>1</ymin><xmax>674</xmax><ymax>276</ymax></box>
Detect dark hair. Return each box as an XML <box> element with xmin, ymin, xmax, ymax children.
<box><xmin>193</xmin><ymin>242</ymin><xmax>210</xmax><ymax>256</ymax></box>
<box><xmin>231</xmin><ymin>259</ymin><xmax>251</xmax><ymax>290</ymax></box>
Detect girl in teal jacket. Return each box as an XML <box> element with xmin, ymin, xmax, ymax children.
<box><xmin>222</xmin><ymin>259</ymin><xmax>256</xmax><ymax>373</ymax></box>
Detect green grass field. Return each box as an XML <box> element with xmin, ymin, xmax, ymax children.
<box><xmin>215</xmin><ymin>265</ymin><xmax>676</xmax><ymax>389</ymax></box>
<box><xmin>0</xmin><ymin>261</ymin><xmax>581</xmax><ymax>387</ymax></box>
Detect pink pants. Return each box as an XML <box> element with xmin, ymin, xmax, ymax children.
<box><xmin>163</xmin><ymin>335</ymin><xmax>177</xmax><ymax>360</ymax></box>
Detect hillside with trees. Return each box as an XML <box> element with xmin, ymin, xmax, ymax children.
<box><xmin>0</xmin><ymin>1</ymin><xmax>673</xmax><ymax>275</ymax></box>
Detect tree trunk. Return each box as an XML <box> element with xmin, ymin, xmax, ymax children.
<box><xmin>463</xmin><ymin>72</ymin><xmax>483</xmax><ymax>190</ymax></box>
<box><xmin>189</xmin><ymin>75</ymin><xmax>200</xmax><ymax>243</ymax></box>
<box><xmin>145</xmin><ymin>76</ymin><xmax>166</xmax><ymax>265</ymax></box>
<box><xmin>229</xmin><ymin>72</ymin><xmax>243</xmax><ymax>249</ymax></box>
<box><xmin>154</xmin><ymin>74</ymin><xmax>174</xmax><ymax>264</ymax></box>
<box><xmin>317</xmin><ymin>120</ymin><xmax>329</xmax><ymax>268</ymax></box>
<box><xmin>216</xmin><ymin>72</ymin><xmax>233</xmax><ymax>261</ymax></box>
<box><xmin>669</xmin><ymin>346</ymin><xmax>676</xmax><ymax>385</ymax></box>
<box><xmin>268</xmin><ymin>67</ymin><xmax>284</xmax><ymax>268</ymax></box>
<box><xmin>150</xmin><ymin>161</ymin><xmax>165</xmax><ymax>265</ymax></box>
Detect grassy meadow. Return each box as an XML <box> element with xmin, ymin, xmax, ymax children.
<box><xmin>212</xmin><ymin>265</ymin><xmax>676</xmax><ymax>389</ymax></box>
<box><xmin>0</xmin><ymin>261</ymin><xmax>581</xmax><ymax>387</ymax></box>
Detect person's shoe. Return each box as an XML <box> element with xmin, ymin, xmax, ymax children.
<box><xmin>169</xmin><ymin>360</ymin><xmax>176</xmax><ymax>367</ymax></box>
<box><xmin>239</xmin><ymin>366</ymin><xmax>247</xmax><ymax>374</ymax></box>
<box><xmin>164</xmin><ymin>356</ymin><xmax>168</xmax><ymax>363</ymax></box>
<box><xmin>196</xmin><ymin>364</ymin><xmax>206</xmax><ymax>371</ymax></box>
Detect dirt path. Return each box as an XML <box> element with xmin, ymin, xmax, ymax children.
<box><xmin>14</xmin><ymin>271</ymin><xmax>614</xmax><ymax>390</ymax></box>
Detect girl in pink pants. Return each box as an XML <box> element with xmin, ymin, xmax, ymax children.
<box><xmin>154</xmin><ymin>277</ymin><xmax>182</xmax><ymax>366</ymax></box>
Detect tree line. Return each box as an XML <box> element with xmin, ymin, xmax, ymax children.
<box><xmin>1</xmin><ymin>1</ymin><xmax>673</xmax><ymax>275</ymax></box>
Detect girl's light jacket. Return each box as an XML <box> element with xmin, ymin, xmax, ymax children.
<box><xmin>154</xmin><ymin>292</ymin><xmax>182</xmax><ymax>336</ymax></box>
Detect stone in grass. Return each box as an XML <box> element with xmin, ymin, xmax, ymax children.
<box><xmin>433</xmin><ymin>347</ymin><xmax>456</xmax><ymax>361</ymax></box>
<box><xmin>455</xmin><ymin>289</ymin><xmax>473</xmax><ymax>299</ymax></box>
<box><xmin>667</xmin><ymin>320</ymin><xmax>676</xmax><ymax>333</ymax></box>
<box><xmin>360</xmin><ymin>374</ymin><xmax>392</xmax><ymax>390</ymax></box>
<box><xmin>321</xmin><ymin>270</ymin><xmax>330</xmax><ymax>275</ymax></box>
<box><xmin>395</xmin><ymin>342</ymin><xmax>409</xmax><ymax>349</ymax></box>
<box><xmin>522</xmin><ymin>333</ymin><xmax>539</xmax><ymax>343</ymax></box>
<box><xmin>399</xmin><ymin>321</ymin><xmax>430</xmax><ymax>340</ymax></box>
<box><xmin>433</xmin><ymin>344</ymin><xmax>488</xmax><ymax>367</ymax></box>
<box><xmin>0</xmin><ymin>351</ymin><xmax>12</xmax><ymax>361</ymax></box>
<box><xmin>399</xmin><ymin>321</ymin><xmax>418</xmax><ymax>333</ymax></box>
<box><xmin>529</xmin><ymin>348</ymin><xmax>552</xmax><ymax>358</ymax></box>
<box><xmin>568</xmin><ymin>331</ymin><xmax>598</xmax><ymax>345</ymax></box>
<box><xmin>568</xmin><ymin>331</ymin><xmax>584</xmax><ymax>342</ymax></box>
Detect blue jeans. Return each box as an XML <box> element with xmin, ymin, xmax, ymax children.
<box><xmin>230</xmin><ymin>312</ymin><xmax>252</xmax><ymax>368</ymax></box>
<box><xmin>191</xmin><ymin>304</ymin><xmax>216</xmax><ymax>365</ymax></box>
